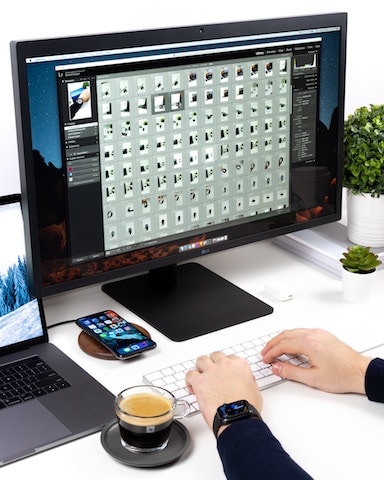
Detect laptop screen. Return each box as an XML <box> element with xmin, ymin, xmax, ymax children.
<box><xmin>0</xmin><ymin>195</ymin><xmax>45</xmax><ymax>350</ymax></box>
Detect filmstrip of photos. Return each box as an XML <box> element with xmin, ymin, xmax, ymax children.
<box><xmin>97</xmin><ymin>55</ymin><xmax>291</xmax><ymax>250</ymax></box>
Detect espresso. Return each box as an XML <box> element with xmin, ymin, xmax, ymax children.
<box><xmin>119</xmin><ymin>393</ymin><xmax>172</xmax><ymax>422</ymax></box>
<box><xmin>118</xmin><ymin>420</ymin><xmax>173</xmax><ymax>451</ymax></box>
<box><xmin>116</xmin><ymin>392</ymin><xmax>174</xmax><ymax>452</ymax></box>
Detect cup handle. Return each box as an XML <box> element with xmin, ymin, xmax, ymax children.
<box><xmin>174</xmin><ymin>399</ymin><xmax>191</xmax><ymax>418</ymax></box>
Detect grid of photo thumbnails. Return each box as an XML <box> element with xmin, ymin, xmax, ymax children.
<box><xmin>97</xmin><ymin>53</ymin><xmax>291</xmax><ymax>251</ymax></box>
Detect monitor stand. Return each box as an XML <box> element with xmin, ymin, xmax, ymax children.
<box><xmin>101</xmin><ymin>262</ymin><xmax>273</xmax><ymax>341</ymax></box>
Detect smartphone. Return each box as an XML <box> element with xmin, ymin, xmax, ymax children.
<box><xmin>76</xmin><ymin>309</ymin><xmax>156</xmax><ymax>359</ymax></box>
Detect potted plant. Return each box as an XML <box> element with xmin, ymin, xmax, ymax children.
<box><xmin>340</xmin><ymin>244</ymin><xmax>382</xmax><ymax>302</ymax></box>
<box><xmin>343</xmin><ymin>104</ymin><xmax>384</xmax><ymax>247</ymax></box>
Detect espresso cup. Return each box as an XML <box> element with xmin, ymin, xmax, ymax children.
<box><xmin>115</xmin><ymin>385</ymin><xmax>190</xmax><ymax>453</ymax></box>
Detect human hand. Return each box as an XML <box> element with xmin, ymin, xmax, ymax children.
<box><xmin>261</xmin><ymin>328</ymin><xmax>371</xmax><ymax>394</ymax></box>
<box><xmin>78</xmin><ymin>88</ymin><xmax>90</xmax><ymax>103</ymax></box>
<box><xmin>185</xmin><ymin>352</ymin><xmax>263</xmax><ymax>433</ymax></box>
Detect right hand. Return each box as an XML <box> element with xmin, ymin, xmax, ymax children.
<box><xmin>261</xmin><ymin>328</ymin><xmax>371</xmax><ymax>394</ymax></box>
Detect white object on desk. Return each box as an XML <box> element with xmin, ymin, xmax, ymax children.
<box><xmin>342</xmin><ymin>267</ymin><xmax>376</xmax><ymax>303</ymax></box>
<box><xmin>272</xmin><ymin>222</ymin><xmax>384</xmax><ymax>278</ymax></box>
<box><xmin>142</xmin><ymin>329</ymin><xmax>309</xmax><ymax>415</ymax></box>
<box><xmin>264</xmin><ymin>281</ymin><xmax>295</xmax><ymax>301</ymax></box>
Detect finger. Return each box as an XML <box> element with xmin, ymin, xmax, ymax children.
<box><xmin>262</xmin><ymin>341</ymin><xmax>305</xmax><ymax>364</ymax></box>
<box><xmin>272</xmin><ymin>361</ymin><xmax>316</xmax><ymax>387</ymax></box>
<box><xmin>209</xmin><ymin>351</ymin><xmax>226</xmax><ymax>362</ymax></box>
<box><xmin>194</xmin><ymin>354</ymin><xmax>213</xmax><ymax>372</ymax></box>
<box><xmin>185</xmin><ymin>369</ymin><xmax>198</xmax><ymax>393</ymax></box>
<box><xmin>262</xmin><ymin>333</ymin><xmax>311</xmax><ymax>363</ymax></box>
<box><xmin>261</xmin><ymin>328</ymin><xmax>309</xmax><ymax>356</ymax></box>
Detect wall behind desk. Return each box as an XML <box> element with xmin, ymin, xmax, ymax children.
<box><xmin>1</xmin><ymin>1</ymin><xmax>381</xmax><ymax>196</ymax></box>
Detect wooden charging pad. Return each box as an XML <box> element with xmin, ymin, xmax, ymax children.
<box><xmin>77</xmin><ymin>323</ymin><xmax>152</xmax><ymax>360</ymax></box>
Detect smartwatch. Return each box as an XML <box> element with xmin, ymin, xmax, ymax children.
<box><xmin>212</xmin><ymin>399</ymin><xmax>262</xmax><ymax>438</ymax></box>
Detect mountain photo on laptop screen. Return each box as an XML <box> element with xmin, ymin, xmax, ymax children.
<box><xmin>0</xmin><ymin>200</ymin><xmax>43</xmax><ymax>347</ymax></box>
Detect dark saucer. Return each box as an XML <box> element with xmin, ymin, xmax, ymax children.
<box><xmin>100</xmin><ymin>420</ymin><xmax>191</xmax><ymax>467</ymax></box>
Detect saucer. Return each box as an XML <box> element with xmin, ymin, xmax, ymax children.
<box><xmin>100</xmin><ymin>420</ymin><xmax>191</xmax><ymax>467</ymax></box>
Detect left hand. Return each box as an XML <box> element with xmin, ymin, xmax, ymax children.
<box><xmin>185</xmin><ymin>352</ymin><xmax>263</xmax><ymax>431</ymax></box>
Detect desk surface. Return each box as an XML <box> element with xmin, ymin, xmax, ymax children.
<box><xmin>5</xmin><ymin>232</ymin><xmax>384</xmax><ymax>479</ymax></box>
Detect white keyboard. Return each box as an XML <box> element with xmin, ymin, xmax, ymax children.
<box><xmin>143</xmin><ymin>331</ymin><xmax>309</xmax><ymax>415</ymax></box>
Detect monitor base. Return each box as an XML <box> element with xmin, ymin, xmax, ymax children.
<box><xmin>102</xmin><ymin>262</ymin><xmax>273</xmax><ymax>341</ymax></box>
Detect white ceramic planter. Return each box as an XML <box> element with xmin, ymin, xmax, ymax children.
<box><xmin>342</xmin><ymin>267</ymin><xmax>376</xmax><ymax>303</ymax></box>
<box><xmin>347</xmin><ymin>191</ymin><xmax>384</xmax><ymax>247</ymax></box>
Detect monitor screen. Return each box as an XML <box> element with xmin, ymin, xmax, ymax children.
<box><xmin>11</xmin><ymin>13</ymin><xmax>347</xmax><ymax>340</ymax></box>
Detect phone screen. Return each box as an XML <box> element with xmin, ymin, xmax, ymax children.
<box><xmin>76</xmin><ymin>310</ymin><xmax>156</xmax><ymax>359</ymax></box>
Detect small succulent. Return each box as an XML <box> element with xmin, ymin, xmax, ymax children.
<box><xmin>340</xmin><ymin>245</ymin><xmax>382</xmax><ymax>273</ymax></box>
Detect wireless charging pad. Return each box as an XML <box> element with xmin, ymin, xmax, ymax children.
<box><xmin>77</xmin><ymin>324</ymin><xmax>152</xmax><ymax>360</ymax></box>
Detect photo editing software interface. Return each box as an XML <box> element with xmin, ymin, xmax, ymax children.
<box><xmin>56</xmin><ymin>33</ymin><xmax>321</xmax><ymax>265</ymax></box>
<box><xmin>16</xmin><ymin>14</ymin><xmax>344</xmax><ymax>310</ymax></box>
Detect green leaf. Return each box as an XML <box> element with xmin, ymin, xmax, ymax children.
<box><xmin>340</xmin><ymin>245</ymin><xmax>382</xmax><ymax>273</ymax></box>
<box><xmin>343</xmin><ymin>104</ymin><xmax>384</xmax><ymax>196</ymax></box>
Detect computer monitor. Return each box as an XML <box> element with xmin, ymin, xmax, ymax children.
<box><xmin>11</xmin><ymin>13</ymin><xmax>347</xmax><ymax>341</ymax></box>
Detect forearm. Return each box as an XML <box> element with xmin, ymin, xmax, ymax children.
<box><xmin>217</xmin><ymin>419</ymin><xmax>313</xmax><ymax>480</ymax></box>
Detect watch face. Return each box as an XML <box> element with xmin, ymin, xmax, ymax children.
<box><xmin>218</xmin><ymin>400</ymin><xmax>250</xmax><ymax>421</ymax></box>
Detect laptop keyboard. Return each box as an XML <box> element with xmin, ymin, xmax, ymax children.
<box><xmin>0</xmin><ymin>355</ymin><xmax>71</xmax><ymax>409</ymax></box>
<box><xmin>143</xmin><ymin>331</ymin><xmax>309</xmax><ymax>415</ymax></box>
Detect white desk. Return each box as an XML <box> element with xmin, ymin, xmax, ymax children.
<box><xmin>4</xmin><ymin>236</ymin><xmax>384</xmax><ymax>479</ymax></box>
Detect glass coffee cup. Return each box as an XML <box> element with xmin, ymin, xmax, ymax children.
<box><xmin>115</xmin><ymin>385</ymin><xmax>190</xmax><ymax>453</ymax></box>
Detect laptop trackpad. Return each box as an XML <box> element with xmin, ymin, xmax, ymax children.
<box><xmin>0</xmin><ymin>400</ymin><xmax>71</xmax><ymax>461</ymax></box>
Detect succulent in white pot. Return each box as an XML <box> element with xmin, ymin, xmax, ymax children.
<box><xmin>340</xmin><ymin>244</ymin><xmax>382</xmax><ymax>302</ymax></box>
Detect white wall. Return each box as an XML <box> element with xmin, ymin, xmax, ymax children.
<box><xmin>1</xmin><ymin>1</ymin><xmax>382</xmax><ymax>196</ymax></box>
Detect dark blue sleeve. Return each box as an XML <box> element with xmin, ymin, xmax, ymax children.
<box><xmin>217</xmin><ymin>418</ymin><xmax>313</xmax><ymax>480</ymax></box>
<box><xmin>365</xmin><ymin>358</ymin><xmax>384</xmax><ymax>402</ymax></box>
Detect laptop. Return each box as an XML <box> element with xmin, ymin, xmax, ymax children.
<box><xmin>0</xmin><ymin>193</ymin><xmax>115</xmax><ymax>466</ymax></box>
